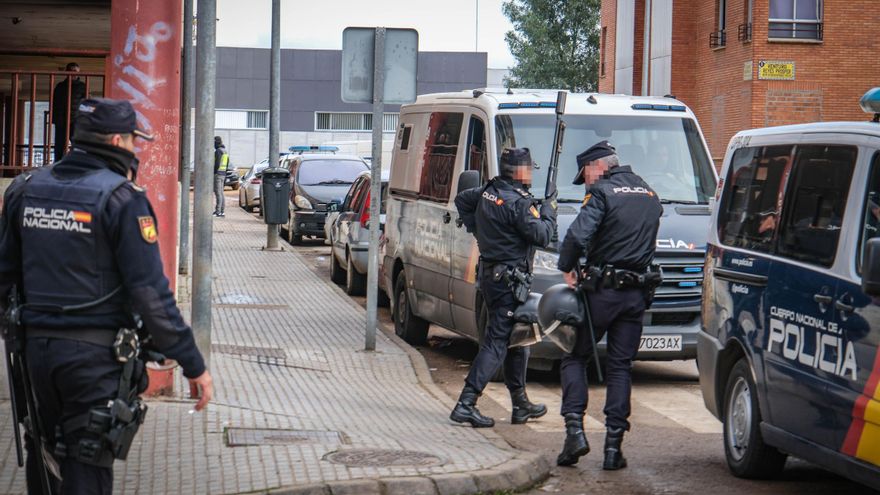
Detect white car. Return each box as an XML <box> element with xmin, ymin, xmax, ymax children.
<box><xmin>238</xmin><ymin>159</ymin><xmax>270</xmax><ymax>212</ymax></box>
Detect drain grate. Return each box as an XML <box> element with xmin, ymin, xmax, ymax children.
<box><xmin>324</xmin><ymin>449</ymin><xmax>445</xmax><ymax>467</ymax></box>
<box><xmin>212</xmin><ymin>344</ymin><xmax>287</xmax><ymax>359</ymax></box>
<box><xmin>226</xmin><ymin>428</ymin><xmax>349</xmax><ymax>447</ymax></box>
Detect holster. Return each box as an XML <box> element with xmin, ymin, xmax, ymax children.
<box><xmin>494</xmin><ymin>265</ymin><xmax>533</xmax><ymax>305</ymax></box>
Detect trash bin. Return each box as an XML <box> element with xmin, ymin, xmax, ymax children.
<box><xmin>261</xmin><ymin>167</ymin><xmax>290</xmax><ymax>225</ymax></box>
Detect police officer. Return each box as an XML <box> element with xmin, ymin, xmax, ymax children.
<box><xmin>450</xmin><ymin>147</ymin><xmax>556</xmax><ymax>427</ymax></box>
<box><xmin>0</xmin><ymin>98</ymin><xmax>214</xmax><ymax>494</ymax></box>
<box><xmin>555</xmin><ymin>141</ymin><xmax>662</xmax><ymax>469</ymax></box>
<box><xmin>213</xmin><ymin>136</ymin><xmax>229</xmax><ymax>217</ymax></box>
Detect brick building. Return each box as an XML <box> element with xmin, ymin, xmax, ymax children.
<box><xmin>598</xmin><ymin>0</ymin><xmax>880</xmax><ymax>164</ymax></box>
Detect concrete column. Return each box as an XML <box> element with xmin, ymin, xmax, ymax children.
<box><xmin>109</xmin><ymin>0</ymin><xmax>183</xmax><ymax>287</ymax></box>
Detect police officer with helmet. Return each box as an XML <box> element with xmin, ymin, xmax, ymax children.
<box><xmin>0</xmin><ymin>98</ymin><xmax>214</xmax><ymax>494</ymax></box>
<box><xmin>553</xmin><ymin>141</ymin><xmax>662</xmax><ymax>469</ymax></box>
<box><xmin>450</xmin><ymin>147</ymin><xmax>557</xmax><ymax>427</ymax></box>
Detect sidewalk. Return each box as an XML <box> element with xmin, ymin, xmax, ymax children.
<box><xmin>0</xmin><ymin>196</ymin><xmax>548</xmax><ymax>494</ymax></box>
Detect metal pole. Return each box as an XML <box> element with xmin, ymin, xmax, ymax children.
<box><xmin>193</xmin><ymin>0</ymin><xmax>217</xmax><ymax>366</ymax></box>
<box><xmin>365</xmin><ymin>27</ymin><xmax>385</xmax><ymax>352</ymax></box>
<box><xmin>475</xmin><ymin>0</ymin><xmax>479</xmax><ymax>52</ymax></box>
<box><xmin>266</xmin><ymin>0</ymin><xmax>281</xmax><ymax>250</ymax></box>
<box><xmin>179</xmin><ymin>0</ymin><xmax>195</xmax><ymax>275</ymax></box>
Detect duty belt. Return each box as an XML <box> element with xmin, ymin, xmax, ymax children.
<box><xmin>580</xmin><ymin>265</ymin><xmax>662</xmax><ymax>291</ymax></box>
<box><xmin>26</xmin><ymin>328</ymin><xmax>118</xmax><ymax>347</ymax></box>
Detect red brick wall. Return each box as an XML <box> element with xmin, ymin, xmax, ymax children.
<box><xmin>599</xmin><ymin>0</ymin><xmax>617</xmax><ymax>93</ymax></box>
<box><xmin>632</xmin><ymin>0</ymin><xmax>645</xmax><ymax>96</ymax></box>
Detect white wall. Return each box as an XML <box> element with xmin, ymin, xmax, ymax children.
<box><xmin>615</xmin><ymin>0</ymin><xmax>636</xmax><ymax>95</ymax></box>
<box><xmin>649</xmin><ymin>0</ymin><xmax>673</xmax><ymax>96</ymax></box>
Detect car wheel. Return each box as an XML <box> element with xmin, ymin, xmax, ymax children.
<box><xmin>239</xmin><ymin>190</ymin><xmax>245</xmax><ymax>208</ymax></box>
<box><xmin>723</xmin><ymin>358</ymin><xmax>787</xmax><ymax>479</ymax></box>
<box><xmin>330</xmin><ymin>251</ymin><xmax>345</xmax><ymax>285</ymax></box>
<box><xmin>345</xmin><ymin>252</ymin><xmax>366</xmax><ymax>296</ymax></box>
<box><xmin>476</xmin><ymin>296</ymin><xmax>505</xmax><ymax>382</ymax></box>
<box><xmin>393</xmin><ymin>273</ymin><xmax>428</xmax><ymax>345</ymax></box>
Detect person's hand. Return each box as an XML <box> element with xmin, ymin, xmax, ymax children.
<box><xmin>563</xmin><ymin>270</ymin><xmax>578</xmax><ymax>289</ymax></box>
<box><xmin>188</xmin><ymin>370</ymin><xmax>214</xmax><ymax>412</ymax></box>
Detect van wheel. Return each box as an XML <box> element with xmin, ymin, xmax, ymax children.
<box><xmin>330</xmin><ymin>253</ymin><xmax>345</xmax><ymax>285</ymax></box>
<box><xmin>394</xmin><ymin>274</ymin><xmax>428</xmax><ymax>345</ymax></box>
<box><xmin>345</xmin><ymin>252</ymin><xmax>366</xmax><ymax>296</ymax></box>
<box><xmin>476</xmin><ymin>297</ymin><xmax>505</xmax><ymax>383</ymax></box>
<box><xmin>723</xmin><ymin>359</ymin><xmax>787</xmax><ymax>479</ymax></box>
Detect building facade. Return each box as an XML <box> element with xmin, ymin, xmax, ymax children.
<box><xmin>599</xmin><ymin>0</ymin><xmax>880</xmax><ymax>164</ymax></box>
<box><xmin>212</xmin><ymin>48</ymin><xmax>487</xmax><ymax>167</ymax></box>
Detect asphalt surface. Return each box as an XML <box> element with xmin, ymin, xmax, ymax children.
<box><xmin>269</xmin><ymin>212</ymin><xmax>873</xmax><ymax>495</ymax></box>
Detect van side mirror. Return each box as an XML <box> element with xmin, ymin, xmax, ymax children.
<box><xmin>862</xmin><ymin>238</ymin><xmax>880</xmax><ymax>296</ymax></box>
<box><xmin>328</xmin><ymin>201</ymin><xmax>339</xmax><ymax>212</ymax></box>
<box><xmin>458</xmin><ymin>170</ymin><xmax>481</xmax><ymax>193</ymax></box>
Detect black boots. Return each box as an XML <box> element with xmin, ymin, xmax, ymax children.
<box><xmin>556</xmin><ymin>413</ymin><xmax>590</xmax><ymax>466</ymax></box>
<box><xmin>510</xmin><ymin>388</ymin><xmax>547</xmax><ymax>425</ymax></box>
<box><xmin>603</xmin><ymin>427</ymin><xmax>627</xmax><ymax>470</ymax></box>
<box><xmin>450</xmin><ymin>386</ymin><xmax>495</xmax><ymax>428</ymax></box>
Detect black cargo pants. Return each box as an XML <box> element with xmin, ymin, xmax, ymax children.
<box><xmin>464</xmin><ymin>264</ymin><xmax>529</xmax><ymax>393</ymax></box>
<box><xmin>559</xmin><ymin>286</ymin><xmax>648</xmax><ymax>430</ymax></box>
<box><xmin>26</xmin><ymin>337</ymin><xmax>122</xmax><ymax>495</ymax></box>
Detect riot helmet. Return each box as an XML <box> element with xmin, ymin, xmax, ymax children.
<box><xmin>536</xmin><ymin>284</ymin><xmax>584</xmax><ymax>353</ymax></box>
<box><xmin>509</xmin><ymin>292</ymin><xmax>543</xmax><ymax>348</ymax></box>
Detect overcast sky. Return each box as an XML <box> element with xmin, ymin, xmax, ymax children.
<box><xmin>216</xmin><ymin>0</ymin><xmax>516</xmax><ymax>69</ymax></box>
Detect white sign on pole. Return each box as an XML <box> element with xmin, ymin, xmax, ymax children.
<box><xmin>341</xmin><ymin>27</ymin><xmax>418</xmax><ymax>104</ymax></box>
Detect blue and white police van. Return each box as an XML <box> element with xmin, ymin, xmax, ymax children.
<box><xmin>698</xmin><ymin>89</ymin><xmax>880</xmax><ymax>489</ymax></box>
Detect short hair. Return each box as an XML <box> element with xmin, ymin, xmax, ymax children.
<box><xmin>65</xmin><ymin>62</ymin><xmax>80</xmax><ymax>71</ymax></box>
<box><xmin>601</xmin><ymin>154</ymin><xmax>620</xmax><ymax>168</ymax></box>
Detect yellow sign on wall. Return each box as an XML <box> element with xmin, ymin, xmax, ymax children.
<box><xmin>758</xmin><ymin>60</ymin><xmax>795</xmax><ymax>80</ymax></box>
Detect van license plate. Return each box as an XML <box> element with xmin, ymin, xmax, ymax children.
<box><xmin>638</xmin><ymin>335</ymin><xmax>682</xmax><ymax>352</ymax></box>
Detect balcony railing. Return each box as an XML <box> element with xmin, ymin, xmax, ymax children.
<box><xmin>0</xmin><ymin>70</ymin><xmax>105</xmax><ymax>176</ymax></box>
<box><xmin>768</xmin><ymin>21</ymin><xmax>823</xmax><ymax>41</ymax></box>
<box><xmin>709</xmin><ymin>30</ymin><xmax>727</xmax><ymax>48</ymax></box>
<box><xmin>738</xmin><ymin>23</ymin><xmax>753</xmax><ymax>42</ymax></box>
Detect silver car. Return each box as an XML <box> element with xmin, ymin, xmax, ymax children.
<box><xmin>328</xmin><ymin>170</ymin><xmax>389</xmax><ymax>297</ymax></box>
<box><xmin>238</xmin><ymin>159</ymin><xmax>270</xmax><ymax>212</ymax></box>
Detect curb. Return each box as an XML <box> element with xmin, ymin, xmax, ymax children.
<box><xmin>266</xmin><ymin>247</ymin><xmax>551</xmax><ymax>495</ymax></box>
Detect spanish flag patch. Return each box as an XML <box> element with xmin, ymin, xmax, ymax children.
<box><xmin>138</xmin><ymin>216</ymin><xmax>158</xmax><ymax>244</ymax></box>
<box><xmin>582</xmin><ymin>194</ymin><xmax>592</xmax><ymax>206</ymax></box>
<box><xmin>529</xmin><ymin>205</ymin><xmax>540</xmax><ymax>218</ymax></box>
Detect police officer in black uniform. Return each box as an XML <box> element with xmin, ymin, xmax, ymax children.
<box><xmin>449</xmin><ymin>148</ymin><xmax>556</xmax><ymax>427</ymax></box>
<box><xmin>555</xmin><ymin>141</ymin><xmax>662</xmax><ymax>469</ymax></box>
<box><xmin>0</xmin><ymin>98</ymin><xmax>214</xmax><ymax>494</ymax></box>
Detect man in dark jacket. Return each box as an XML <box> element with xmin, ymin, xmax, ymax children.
<box><xmin>52</xmin><ymin>62</ymin><xmax>87</xmax><ymax>162</ymax></box>
<box><xmin>450</xmin><ymin>147</ymin><xmax>557</xmax><ymax>427</ymax></box>
<box><xmin>0</xmin><ymin>98</ymin><xmax>213</xmax><ymax>494</ymax></box>
<box><xmin>213</xmin><ymin>136</ymin><xmax>229</xmax><ymax>216</ymax></box>
<box><xmin>555</xmin><ymin>141</ymin><xmax>662</xmax><ymax>469</ymax></box>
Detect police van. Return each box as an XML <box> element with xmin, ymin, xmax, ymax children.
<box><xmin>382</xmin><ymin>88</ymin><xmax>718</xmax><ymax>370</ymax></box>
<box><xmin>698</xmin><ymin>90</ymin><xmax>880</xmax><ymax>489</ymax></box>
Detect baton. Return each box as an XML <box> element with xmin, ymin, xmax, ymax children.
<box><xmin>3</xmin><ymin>339</ymin><xmax>23</xmax><ymax>466</ymax></box>
<box><xmin>576</xmin><ymin>268</ymin><xmax>604</xmax><ymax>383</ymax></box>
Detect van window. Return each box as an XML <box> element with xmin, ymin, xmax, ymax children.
<box><xmin>466</xmin><ymin>116</ymin><xmax>489</xmax><ymax>184</ymax></box>
<box><xmin>776</xmin><ymin>145</ymin><xmax>856</xmax><ymax>267</ymax></box>
<box><xmin>494</xmin><ymin>114</ymin><xmax>716</xmax><ymax>204</ymax></box>
<box><xmin>419</xmin><ymin>112</ymin><xmax>463</xmax><ymax>202</ymax></box>
<box><xmin>859</xmin><ymin>152</ymin><xmax>880</xmax><ymax>273</ymax></box>
<box><xmin>717</xmin><ymin>145</ymin><xmax>792</xmax><ymax>253</ymax></box>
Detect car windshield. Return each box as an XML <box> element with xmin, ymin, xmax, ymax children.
<box><xmin>298</xmin><ymin>160</ymin><xmax>368</xmax><ymax>186</ymax></box>
<box><xmin>494</xmin><ymin>114</ymin><xmax>717</xmax><ymax>204</ymax></box>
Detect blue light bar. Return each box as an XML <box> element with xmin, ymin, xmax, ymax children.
<box><xmin>678</xmin><ymin>281</ymin><xmax>699</xmax><ymax>288</ymax></box>
<box><xmin>538</xmin><ymin>101</ymin><xmax>558</xmax><ymax>108</ymax></box>
<box><xmin>318</xmin><ymin>145</ymin><xmax>339</xmax><ymax>152</ymax></box>
<box><xmin>683</xmin><ymin>266</ymin><xmax>703</xmax><ymax>273</ymax></box>
<box><xmin>497</xmin><ymin>101</ymin><xmax>557</xmax><ymax>110</ymax></box>
<box><xmin>498</xmin><ymin>103</ymin><xmax>519</xmax><ymax>109</ymax></box>
<box><xmin>860</xmin><ymin>87</ymin><xmax>880</xmax><ymax>115</ymax></box>
<box><xmin>631</xmin><ymin>103</ymin><xmax>687</xmax><ymax>112</ymax></box>
<box><xmin>288</xmin><ymin>145</ymin><xmax>339</xmax><ymax>152</ymax></box>
<box><xmin>519</xmin><ymin>101</ymin><xmax>539</xmax><ymax>108</ymax></box>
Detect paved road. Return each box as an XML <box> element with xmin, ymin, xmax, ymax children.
<box><xmin>280</xmin><ymin>223</ymin><xmax>872</xmax><ymax>495</ymax></box>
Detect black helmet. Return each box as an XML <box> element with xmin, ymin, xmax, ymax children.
<box><xmin>537</xmin><ymin>284</ymin><xmax>584</xmax><ymax>353</ymax></box>
<box><xmin>509</xmin><ymin>292</ymin><xmax>543</xmax><ymax>348</ymax></box>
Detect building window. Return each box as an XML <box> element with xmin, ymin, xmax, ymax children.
<box><xmin>600</xmin><ymin>27</ymin><xmax>607</xmax><ymax>77</ymax></box>
<box><xmin>769</xmin><ymin>0</ymin><xmax>823</xmax><ymax>40</ymax></box>
<box><xmin>314</xmin><ymin>112</ymin><xmax>399</xmax><ymax>132</ymax></box>
<box><xmin>215</xmin><ymin>109</ymin><xmax>268</xmax><ymax>129</ymax></box>
<box><xmin>738</xmin><ymin>0</ymin><xmax>753</xmax><ymax>42</ymax></box>
<box><xmin>710</xmin><ymin>0</ymin><xmax>727</xmax><ymax>48</ymax></box>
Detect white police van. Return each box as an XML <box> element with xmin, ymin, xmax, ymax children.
<box><xmin>698</xmin><ymin>89</ymin><xmax>880</xmax><ymax>489</ymax></box>
<box><xmin>382</xmin><ymin>88</ymin><xmax>718</xmax><ymax>370</ymax></box>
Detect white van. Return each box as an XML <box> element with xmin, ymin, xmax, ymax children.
<box><xmin>382</xmin><ymin>89</ymin><xmax>718</xmax><ymax>370</ymax></box>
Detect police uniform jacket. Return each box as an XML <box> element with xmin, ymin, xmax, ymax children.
<box><xmin>454</xmin><ymin>176</ymin><xmax>556</xmax><ymax>268</ymax></box>
<box><xmin>0</xmin><ymin>144</ymin><xmax>206</xmax><ymax>378</ymax></box>
<box><xmin>557</xmin><ymin>165</ymin><xmax>662</xmax><ymax>273</ymax></box>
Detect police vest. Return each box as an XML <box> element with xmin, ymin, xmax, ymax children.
<box><xmin>218</xmin><ymin>151</ymin><xmax>229</xmax><ymax>172</ymax></box>
<box><xmin>19</xmin><ymin>167</ymin><xmax>129</xmax><ymax>319</ymax></box>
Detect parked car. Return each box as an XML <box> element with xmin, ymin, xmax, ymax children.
<box><xmin>383</xmin><ymin>89</ymin><xmax>717</xmax><ymax>372</ymax></box>
<box><xmin>238</xmin><ymin>158</ymin><xmax>271</xmax><ymax>212</ymax></box>
<box><xmin>327</xmin><ymin>170</ymin><xmax>389</xmax><ymax>296</ymax></box>
<box><xmin>698</xmin><ymin>88</ymin><xmax>880</xmax><ymax>490</ymax></box>
<box><xmin>187</xmin><ymin>164</ymin><xmax>241</xmax><ymax>190</ymax></box>
<box><xmin>279</xmin><ymin>151</ymin><xmax>369</xmax><ymax>244</ymax></box>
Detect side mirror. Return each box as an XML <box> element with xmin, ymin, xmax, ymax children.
<box><xmin>328</xmin><ymin>202</ymin><xmax>339</xmax><ymax>212</ymax></box>
<box><xmin>457</xmin><ymin>170</ymin><xmax>481</xmax><ymax>193</ymax></box>
<box><xmin>862</xmin><ymin>238</ymin><xmax>880</xmax><ymax>296</ymax></box>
